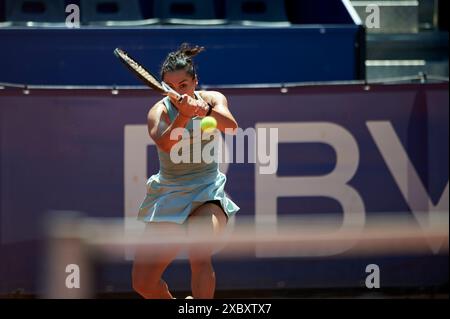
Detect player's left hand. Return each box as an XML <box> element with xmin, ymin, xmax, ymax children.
<box><xmin>193</xmin><ymin>100</ymin><xmax>209</xmax><ymax>117</ymax></box>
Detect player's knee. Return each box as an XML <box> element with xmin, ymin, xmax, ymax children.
<box><xmin>188</xmin><ymin>204</ymin><xmax>227</xmax><ymax>234</ymax></box>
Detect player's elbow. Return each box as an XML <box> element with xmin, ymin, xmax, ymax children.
<box><xmin>156</xmin><ymin>141</ymin><xmax>172</xmax><ymax>154</ymax></box>
<box><xmin>151</xmin><ymin>135</ymin><xmax>172</xmax><ymax>154</ymax></box>
<box><xmin>224</xmin><ymin>120</ymin><xmax>238</xmax><ymax>135</ymax></box>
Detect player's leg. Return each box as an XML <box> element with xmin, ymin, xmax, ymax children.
<box><xmin>187</xmin><ymin>202</ymin><xmax>227</xmax><ymax>299</ymax></box>
<box><xmin>132</xmin><ymin>222</ymin><xmax>184</xmax><ymax>299</ymax></box>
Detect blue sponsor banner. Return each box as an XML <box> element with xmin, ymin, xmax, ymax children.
<box><xmin>0</xmin><ymin>83</ymin><xmax>448</xmax><ymax>294</ymax></box>
<box><xmin>0</xmin><ymin>25</ymin><xmax>361</xmax><ymax>86</ymax></box>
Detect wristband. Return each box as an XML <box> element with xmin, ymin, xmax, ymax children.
<box><xmin>206</xmin><ymin>103</ymin><xmax>213</xmax><ymax>116</ymax></box>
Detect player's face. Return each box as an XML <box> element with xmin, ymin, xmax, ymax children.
<box><xmin>163</xmin><ymin>70</ymin><xmax>197</xmax><ymax>97</ymax></box>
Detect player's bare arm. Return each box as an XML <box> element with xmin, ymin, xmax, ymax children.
<box><xmin>147</xmin><ymin>101</ymin><xmax>190</xmax><ymax>153</ymax></box>
<box><xmin>200</xmin><ymin>91</ymin><xmax>238</xmax><ymax>134</ymax></box>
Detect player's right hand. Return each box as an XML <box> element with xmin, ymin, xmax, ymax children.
<box><xmin>176</xmin><ymin>94</ymin><xmax>203</xmax><ymax>118</ymax></box>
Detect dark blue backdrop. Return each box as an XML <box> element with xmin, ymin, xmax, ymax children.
<box><xmin>0</xmin><ymin>25</ymin><xmax>363</xmax><ymax>86</ymax></box>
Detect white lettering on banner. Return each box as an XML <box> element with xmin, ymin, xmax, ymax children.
<box><xmin>367</xmin><ymin>121</ymin><xmax>449</xmax><ymax>253</ymax></box>
<box><xmin>124</xmin><ymin>125</ymin><xmax>149</xmax><ymax>260</ymax></box>
<box><xmin>255</xmin><ymin>122</ymin><xmax>366</xmax><ymax>257</ymax></box>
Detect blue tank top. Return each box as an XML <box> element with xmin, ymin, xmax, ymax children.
<box><xmin>158</xmin><ymin>92</ymin><xmax>218</xmax><ymax>181</ymax></box>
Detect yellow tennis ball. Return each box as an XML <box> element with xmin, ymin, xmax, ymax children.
<box><xmin>200</xmin><ymin>116</ymin><xmax>217</xmax><ymax>132</ymax></box>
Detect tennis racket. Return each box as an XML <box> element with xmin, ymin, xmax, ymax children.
<box><xmin>113</xmin><ymin>48</ymin><xmax>182</xmax><ymax>101</ymax></box>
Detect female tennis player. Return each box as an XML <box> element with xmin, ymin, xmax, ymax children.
<box><xmin>132</xmin><ymin>43</ymin><xmax>240</xmax><ymax>299</ymax></box>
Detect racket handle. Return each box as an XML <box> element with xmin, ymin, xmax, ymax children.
<box><xmin>167</xmin><ymin>91</ymin><xmax>183</xmax><ymax>102</ymax></box>
<box><xmin>161</xmin><ymin>82</ymin><xmax>182</xmax><ymax>102</ymax></box>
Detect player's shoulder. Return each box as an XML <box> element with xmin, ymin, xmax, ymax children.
<box><xmin>198</xmin><ymin>90</ymin><xmax>226</xmax><ymax>98</ymax></box>
<box><xmin>198</xmin><ymin>90</ymin><xmax>227</xmax><ymax>103</ymax></box>
<box><xmin>147</xmin><ymin>99</ymin><xmax>168</xmax><ymax>121</ymax></box>
<box><xmin>148</xmin><ymin>98</ymin><xmax>166</xmax><ymax>113</ymax></box>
